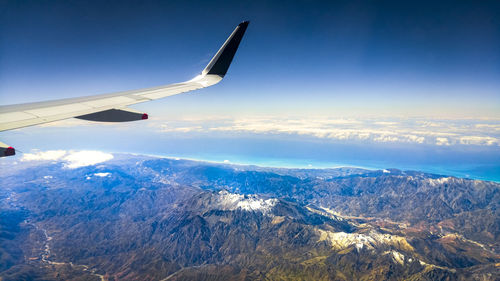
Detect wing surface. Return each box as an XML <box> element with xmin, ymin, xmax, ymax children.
<box><xmin>0</xmin><ymin>21</ymin><xmax>249</xmax><ymax>156</ymax></box>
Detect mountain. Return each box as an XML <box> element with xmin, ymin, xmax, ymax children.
<box><xmin>0</xmin><ymin>154</ymin><xmax>498</xmax><ymax>280</ymax></box>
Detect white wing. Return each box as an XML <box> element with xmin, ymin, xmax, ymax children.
<box><xmin>0</xmin><ymin>21</ymin><xmax>249</xmax><ymax>157</ymax></box>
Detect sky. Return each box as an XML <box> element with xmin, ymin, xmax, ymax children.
<box><xmin>1</xmin><ymin>0</ymin><xmax>499</xmax><ymax>181</ymax></box>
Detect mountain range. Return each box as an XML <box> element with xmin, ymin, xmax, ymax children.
<box><xmin>0</xmin><ymin>154</ymin><xmax>498</xmax><ymax>280</ymax></box>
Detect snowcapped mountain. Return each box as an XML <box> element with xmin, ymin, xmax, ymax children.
<box><xmin>0</xmin><ymin>153</ymin><xmax>498</xmax><ymax>280</ymax></box>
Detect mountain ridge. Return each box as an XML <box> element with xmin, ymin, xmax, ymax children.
<box><xmin>0</xmin><ymin>153</ymin><xmax>498</xmax><ymax>280</ymax></box>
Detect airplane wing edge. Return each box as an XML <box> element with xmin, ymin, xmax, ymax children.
<box><xmin>0</xmin><ymin>21</ymin><xmax>250</xmax><ymax>157</ymax></box>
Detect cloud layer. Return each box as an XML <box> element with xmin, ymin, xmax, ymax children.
<box><xmin>154</xmin><ymin>116</ymin><xmax>500</xmax><ymax>146</ymax></box>
<box><xmin>21</xmin><ymin>150</ymin><xmax>114</xmax><ymax>168</ymax></box>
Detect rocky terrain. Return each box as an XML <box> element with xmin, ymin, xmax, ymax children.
<box><xmin>0</xmin><ymin>154</ymin><xmax>499</xmax><ymax>280</ymax></box>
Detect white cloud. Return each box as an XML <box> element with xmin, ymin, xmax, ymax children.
<box><xmin>459</xmin><ymin>136</ymin><xmax>499</xmax><ymax>146</ymax></box>
<box><xmin>21</xmin><ymin>150</ymin><xmax>113</xmax><ymax>169</ymax></box>
<box><xmin>63</xmin><ymin>151</ymin><xmax>114</xmax><ymax>169</ymax></box>
<box><xmin>435</xmin><ymin>137</ymin><xmax>450</xmax><ymax>146</ymax></box>
<box><xmin>158</xmin><ymin>124</ymin><xmax>202</xmax><ymax>133</ymax></box>
<box><xmin>22</xmin><ymin>150</ymin><xmax>67</xmax><ymax>161</ymax></box>
<box><xmin>93</xmin><ymin>172</ymin><xmax>111</xmax><ymax>177</ymax></box>
<box><xmin>151</xmin><ymin>116</ymin><xmax>500</xmax><ymax>147</ymax></box>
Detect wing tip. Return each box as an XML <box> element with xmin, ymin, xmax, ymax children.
<box><xmin>202</xmin><ymin>20</ymin><xmax>249</xmax><ymax>77</ymax></box>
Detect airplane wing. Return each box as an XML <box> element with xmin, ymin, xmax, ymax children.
<box><xmin>0</xmin><ymin>21</ymin><xmax>249</xmax><ymax>157</ymax></box>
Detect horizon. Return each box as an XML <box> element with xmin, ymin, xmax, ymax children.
<box><xmin>4</xmin><ymin>149</ymin><xmax>499</xmax><ymax>183</ymax></box>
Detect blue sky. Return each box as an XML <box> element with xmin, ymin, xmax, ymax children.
<box><xmin>1</xmin><ymin>0</ymin><xmax>499</xmax><ymax>181</ymax></box>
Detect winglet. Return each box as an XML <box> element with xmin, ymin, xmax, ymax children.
<box><xmin>202</xmin><ymin>21</ymin><xmax>249</xmax><ymax>77</ymax></box>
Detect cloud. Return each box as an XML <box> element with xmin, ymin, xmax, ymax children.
<box><xmin>21</xmin><ymin>150</ymin><xmax>67</xmax><ymax>161</ymax></box>
<box><xmin>159</xmin><ymin>124</ymin><xmax>203</xmax><ymax>133</ymax></box>
<box><xmin>459</xmin><ymin>136</ymin><xmax>499</xmax><ymax>146</ymax></box>
<box><xmin>150</xmin><ymin>116</ymin><xmax>500</xmax><ymax>147</ymax></box>
<box><xmin>435</xmin><ymin>137</ymin><xmax>450</xmax><ymax>146</ymax></box>
<box><xmin>62</xmin><ymin>151</ymin><xmax>113</xmax><ymax>169</ymax></box>
<box><xmin>21</xmin><ymin>150</ymin><xmax>114</xmax><ymax>168</ymax></box>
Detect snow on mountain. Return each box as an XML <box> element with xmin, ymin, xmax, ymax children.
<box><xmin>215</xmin><ymin>191</ymin><xmax>278</xmax><ymax>213</ymax></box>
<box><xmin>317</xmin><ymin>229</ymin><xmax>414</xmax><ymax>252</ymax></box>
